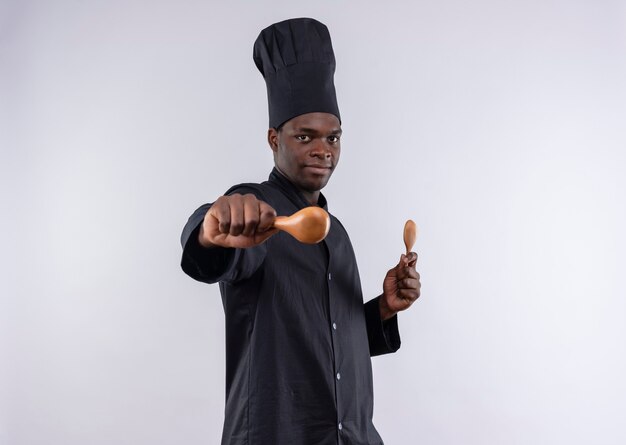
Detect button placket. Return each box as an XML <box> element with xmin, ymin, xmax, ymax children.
<box><xmin>325</xmin><ymin>243</ymin><xmax>343</xmax><ymax>437</ymax></box>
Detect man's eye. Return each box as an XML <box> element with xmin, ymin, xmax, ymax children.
<box><xmin>296</xmin><ymin>135</ymin><xmax>311</xmax><ymax>142</ymax></box>
<box><xmin>328</xmin><ymin>136</ymin><xmax>340</xmax><ymax>143</ymax></box>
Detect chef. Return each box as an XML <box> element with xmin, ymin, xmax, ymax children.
<box><xmin>180</xmin><ymin>17</ymin><xmax>421</xmax><ymax>445</ymax></box>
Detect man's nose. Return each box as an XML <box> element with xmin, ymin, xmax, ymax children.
<box><xmin>310</xmin><ymin>139</ymin><xmax>332</xmax><ymax>158</ymax></box>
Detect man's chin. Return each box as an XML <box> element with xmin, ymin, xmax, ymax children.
<box><xmin>303</xmin><ymin>177</ymin><xmax>331</xmax><ymax>193</ymax></box>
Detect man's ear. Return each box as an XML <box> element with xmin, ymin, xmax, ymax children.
<box><xmin>267</xmin><ymin>128</ymin><xmax>279</xmax><ymax>153</ymax></box>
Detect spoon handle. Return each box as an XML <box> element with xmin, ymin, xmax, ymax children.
<box><xmin>272</xmin><ymin>216</ymin><xmax>289</xmax><ymax>227</ymax></box>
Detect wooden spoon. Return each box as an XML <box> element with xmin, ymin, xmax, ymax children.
<box><xmin>273</xmin><ymin>207</ymin><xmax>331</xmax><ymax>244</ymax></box>
<box><xmin>403</xmin><ymin>219</ymin><xmax>417</xmax><ymax>255</ymax></box>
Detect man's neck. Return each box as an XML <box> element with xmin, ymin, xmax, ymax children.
<box><xmin>301</xmin><ymin>190</ymin><xmax>320</xmax><ymax>206</ymax></box>
<box><xmin>273</xmin><ymin>167</ymin><xmax>321</xmax><ymax>206</ymax></box>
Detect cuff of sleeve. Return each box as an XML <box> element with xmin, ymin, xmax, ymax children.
<box><xmin>181</xmin><ymin>224</ymin><xmax>238</xmax><ymax>283</ymax></box>
<box><xmin>364</xmin><ymin>296</ymin><xmax>401</xmax><ymax>357</ymax></box>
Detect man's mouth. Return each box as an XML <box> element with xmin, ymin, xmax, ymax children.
<box><xmin>305</xmin><ymin>165</ymin><xmax>332</xmax><ymax>175</ymax></box>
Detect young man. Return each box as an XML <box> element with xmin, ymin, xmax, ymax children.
<box><xmin>180</xmin><ymin>18</ymin><xmax>421</xmax><ymax>445</ymax></box>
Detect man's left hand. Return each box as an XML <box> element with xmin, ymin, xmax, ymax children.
<box><xmin>379</xmin><ymin>252</ymin><xmax>421</xmax><ymax>321</ymax></box>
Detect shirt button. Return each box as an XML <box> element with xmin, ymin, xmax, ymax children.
<box><xmin>338</xmin><ymin>422</ymin><xmax>343</xmax><ymax>431</ymax></box>
<box><xmin>332</xmin><ymin>322</ymin><xmax>337</xmax><ymax>330</ymax></box>
<box><xmin>328</xmin><ymin>272</ymin><xmax>332</xmax><ymax>281</ymax></box>
<box><xmin>336</xmin><ymin>372</ymin><xmax>341</xmax><ymax>380</ymax></box>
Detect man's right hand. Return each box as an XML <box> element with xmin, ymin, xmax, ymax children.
<box><xmin>198</xmin><ymin>193</ymin><xmax>278</xmax><ymax>249</ymax></box>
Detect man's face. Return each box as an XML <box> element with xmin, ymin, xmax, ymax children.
<box><xmin>269</xmin><ymin>112</ymin><xmax>342</xmax><ymax>194</ymax></box>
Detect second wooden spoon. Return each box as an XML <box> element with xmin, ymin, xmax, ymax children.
<box><xmin>403</xmin><ymin>219</ymin><xmax>417</xmax><ymax>255</ymax></box>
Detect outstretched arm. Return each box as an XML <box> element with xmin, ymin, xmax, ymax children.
<box><xmin>181</xmin><ymin>192</ymin><xmax>278</xmax><ymax>284</ymax></box>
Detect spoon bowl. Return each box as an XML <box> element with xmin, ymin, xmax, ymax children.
<box><xmin>403</xmin><ymin>219</ymin><xmax>417</xmax><ymax>254</ymax></box>
<box><xmin>273</xmin><ymin>207</ymin><xmax>331</xmax><ymax>244</ymax></box>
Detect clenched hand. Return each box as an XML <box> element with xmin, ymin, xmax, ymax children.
<box><xmin>199</xmin><ymin>193</ymin><xmax>279</xmax><ymax>249</ymax></box>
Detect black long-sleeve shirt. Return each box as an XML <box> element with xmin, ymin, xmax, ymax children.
<box><xmin>180</xmin><ymin>168</ymin><xmax>400</xmax><ymax>445</ymax></box>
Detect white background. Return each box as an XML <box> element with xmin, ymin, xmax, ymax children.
<box><xmin>2</xmin><ymin>0</ymin><xmax>625</xmax><ymax>444</ymax></box>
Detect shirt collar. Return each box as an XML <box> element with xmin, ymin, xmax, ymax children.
<box><xmin>268</xmin><ymin>167</ymin><xmax>329</xmax><ymax>211</ymax></box>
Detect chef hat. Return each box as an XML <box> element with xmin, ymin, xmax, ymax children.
<box><xmin>253</xmin><ymin>18</ymin><xmax>341</xmax><ymax>129</ymax></box>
